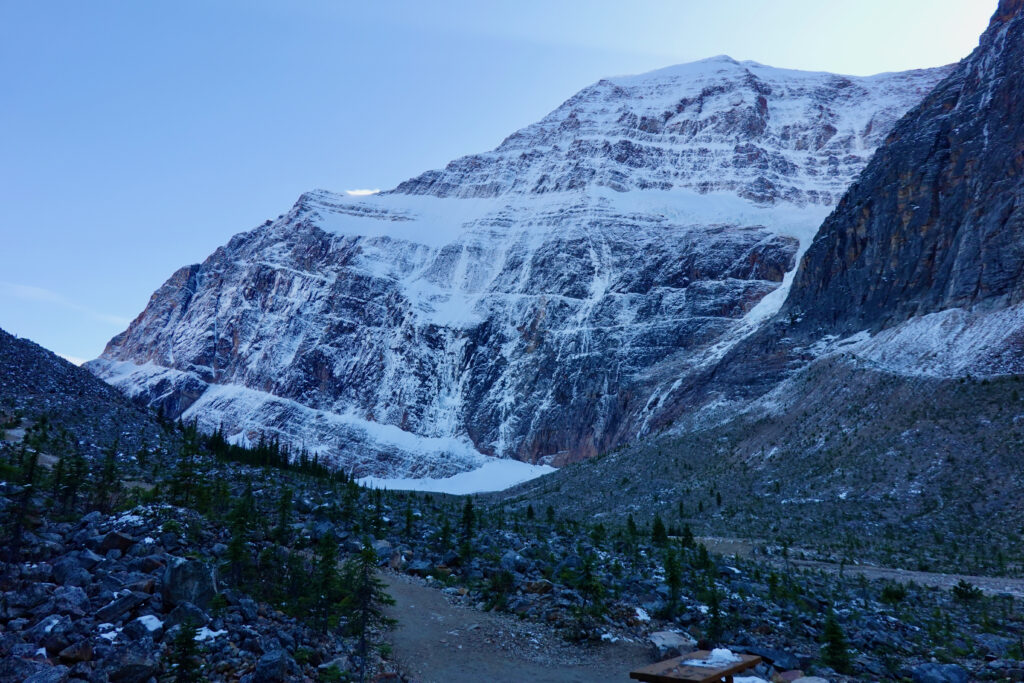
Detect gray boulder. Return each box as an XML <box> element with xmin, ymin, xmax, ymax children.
<box><xmin>105</xmin><ymin>640</ymin><xmax>159</xmax><ymax>683</ymax></box>
<box><xmin>253</xmin><ymin>649</ymin><xmax>296</xmax><ymax>682</ymax></box>
<box><xmin>649</xmin><ymin>630</ymin><xmax>696</xmax><ymax>659</ymax></box>
<box><xmin>162</xmin><ymin>556</ymin><xmax>217</xmax><ymax>609</ymax></box>
<box><xmin>911</xmin><ymin>663</ymin><xmax>970</xmax><ymax>683</ymax></box>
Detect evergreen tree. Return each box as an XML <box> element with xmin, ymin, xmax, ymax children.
<box><xmin>525</xmin><ymin>504</ymin><xmax>535</xmax><ymax>521</ymax></box>
<box><xmin>170</xmin><ymin>428</ymin><xmax>200</xmax><ymax>506</ymax></box>
<box><xmin>341</xmin><ymin>540</ymin><xmax>396</xmax><ymax>682</ymax></box>
<box><xmin>60</xmin><ymin>448</ymin><xmax>89</xmax><ymax>513</ymax></box>
<box><xmin>167</xmin><ymin>618</ymin><xmax>203</xmax><ymax>682</ymax></box>
<box><xmin>256</xmin><ymin>544</ymin><xmax>287</xmax><ymax>605</ymax></box>
<box><xmin>577</xmin><ymin>552</ymin><xmax>604</xmax><ymax>611</ymax></box>
<box><xmin>436</xmin><ymin>516</ymin><xmax>452</xmax><ymax>552</ymax></box>
<box><xmin>94</xmin><ymin>439</ymin><xmax>122</xmax><ymax>513</ymax></box>
<box><xmin>461</xmin><ymin>497</ymin><xmax>475</xmax><ymax>541</ymax></box>
<box><xmin>679</xmin><ymin>523</ymin><xmax>695</xmax><ymax>549</ymax></box>
<box><xmin>665</xmin><ymin>546</ymin><xmax>682</xmax><ymax>616</ymax></box>
<box><xmin>651</xmin><ymin>514</ymin><xmax>668</xmax><ymax>546</ymax></box>
<box><xmin>707</xmin><ymin>587</ymin><xmax>724</xmax><ymax>644</ymax></box>
<box><xmin>4</xmin><ymin>444</ymin><xmax>38</xmax><ymax>563</ymax></box>
<box><xmin>309</xmin><ymin>533</ymin><xmax>344</xmax><ymax>632</ymax></box>
<box><xmin>50</xmin><ymin>454</ymin><xmax>65</xmax><ymax>499</ymax></box>
<box><xmin>273</xmin><ymin>487</ymin><xmax>293</xmax><ymax>544</ymax></box>
<box><xmin>225</xmin><ymin>485</ymin><xmax>256</xmax><ymax>584</ymax></box>
<box><xmin>370</xmin><ymin>488</ymin><xmax>384</xmax><ymax>535</ymax></box>
<box><xmin>821</xmin><ymin>610</ymin><xmax>851</xmax><ymax>673</ymax></box>
<box><xmin>342</xmin><ymin>479</ymin><xmax>359</xmax><ymax>522</ymax></box>
<box><xmin>626</xmin><ymin>514</ymin><xmax>639</xmax><ymax>541</ymax></box>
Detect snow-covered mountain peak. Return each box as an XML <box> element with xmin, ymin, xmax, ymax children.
<box><xmin>90</xmin><ymin>57</ymin><xmax>952</xmax><ymax>478</ymax></box>
<box><xmin>394</xmin><ymin>57</ymin><xmax>952</xmax><ymax>204</ymax></box>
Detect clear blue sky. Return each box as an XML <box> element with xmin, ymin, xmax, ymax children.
<box><xmin>0</xmin><ymin>0</ymin><xmax>995</xmax><ymax>363</ymax></box>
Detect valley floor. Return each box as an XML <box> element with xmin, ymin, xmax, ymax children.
<box><xmin>701</xmin><ymin>537</ymin><xmax>1024</xmax><ymax>598</ymax></box>
<box><xmin>382</xmin><ymin>572</ymin><xmax>650</xmax><ymax>683</ymax></box>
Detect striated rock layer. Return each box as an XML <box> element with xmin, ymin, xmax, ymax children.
<box><xmin>88</xmin><ymin>58</ymin><xmax>949</xmax><ymax>477</ymax></box>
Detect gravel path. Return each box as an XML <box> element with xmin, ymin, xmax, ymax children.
<box><xmin>382</xmin><ymin>573</ymin><xmax>650</xmax><ymax>683</ymax></box>
<box><xmin>700</xmin><ymin>536</ymin><xmax>1024</xmax><ymax>598</ymax></box>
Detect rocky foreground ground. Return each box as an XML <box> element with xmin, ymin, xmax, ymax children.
<box><xmin>1</xmin><ymin>327</ymin><xmax>1021</xmax><ymax>682</ymax></box>
<box><xmin>2</xmin><ymin>423</ymin><xmax>1022</xmax><ymax>683</ymax></box>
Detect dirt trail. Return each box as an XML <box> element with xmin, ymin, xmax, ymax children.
<box><xmin>700</xmin><ymin>536</ymin><xmax>1024</xmax><ymax>598</ymax></box>
<box><xmin>382</xmin><ymin>573</ymin><xmax>650</xmax><ymax>683</ymax></box>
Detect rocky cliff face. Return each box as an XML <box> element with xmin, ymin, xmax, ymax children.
<box><xmin>783</xmin><ymin>0</ymin><xmax>1024</xmax><ymax>341</ymax></box>
<box><xmin>641</xmin><ymin>0</ymin><xmax>1024</xmax><ymax>437</ymax></box>
<box><xmin>88</xmin><ymin>58</ymin><xmax>949</xmax><ymax>477</ymax></box>
<box><xmin>397</xmin><ymin>56</ymin><xmax>941</xmax><ymax>208</ymax></box>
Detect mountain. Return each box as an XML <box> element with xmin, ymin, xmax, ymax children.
<box><xmin>87</xmin><ymin>57</ymin><xmax>950</xmax><ymax>477</ymax></box>
<box><xmin>498</xmin><ymin>0</ymin><xmax>1024</xmax><ymax>576</ymax></box>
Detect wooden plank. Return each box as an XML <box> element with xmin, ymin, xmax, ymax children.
<box><xmin>630</xmin><ymin>651</ymin><xmax>761</xmax><ymax>683</ymax></box>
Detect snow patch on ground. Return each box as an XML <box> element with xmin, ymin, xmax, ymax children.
<box><xmin>843</xmin><ymin>303</ymin><xmax>1024</xmax><ymax>378</ymax></box>
<box><xmin>196</xmin><ymin>627</ymin><xmax>227</xmax><ymax>642</ymax></box>
<box><xmin>358</xmin><ymin>458</ymin><xmax>554</xmax><ymax>495</ymax></box>
<box><xmin>136</xmin><ymin>615</ymin><xmax>163</xmax><ymax>631</ymax></box>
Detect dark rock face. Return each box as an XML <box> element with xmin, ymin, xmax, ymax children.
<box><xmin>87</xmin><ymin>59</ymin><xmax>947</xmax><ymax>476</ymax></box>
<box><xmin>783</xmin><ymin>1</ymin><xmax>1024</xmax><ymax>337</ymax></box>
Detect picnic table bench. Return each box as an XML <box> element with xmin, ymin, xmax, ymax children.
<box><xmin>629</xmin><ymin>650</ymin><xmax>762</xmax><ymax>683</ymax></box>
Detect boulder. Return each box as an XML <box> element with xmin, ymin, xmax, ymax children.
<box><xmin>911</xmin><ymin>663</ymin><xmax>970</xmax><ymax>683</ymax></box>
<box><xmin>58</xmin><ymin>640</ymin><xmax>93</xmax><ymax>663</ymax></box>
<box><xmin>52</xmin><ymin>558</ymin><xmax>90</xmax><ymax>588</ymax></box>
<box><xmin>51</xmin><ymin>585</ymin><xmax>90</xmax><ymax>616</ymax></box>
<box><xmin>253</xmin><ymin>649</ymin><xmax>295</xmax><ymax>682</ymax></box>
<box><xmin>99</xmin><ymin>531</ymin><xmax>136</xmax><ymax>553</ymax></box>
<box><xmin>95</xmin><ymin>590</ymin><xmax>148</xmax><ymax>623</ymax></box>
<box><xmin>23</xmin><ymin>666</ymin><xmax>70</xmax><ymax>683</ymax></box>
<box><xmin>500</xmin><ymin>550</ymin><xmax>526</xmax><ymax>573</ymax></box>
<box><xmin>372</xmin><ymin>540</ymin><xmax>392</xmax><ymax>561</ymax></box>
<box><xmin>649</xmin><ymin>631</ymin><xmax>697</xmax><ymax>659</ymax></box>
<box><xmin>26</xmin><ymin>614</ymin><xmax>73</xmax><ymax>652</ymax></box>
<box><xmin>75</xmin><ymin>548</ymin><xmax>103</xmax><ymax>570</ymax></box>
<box><xmin>734</xmin><ymin>646</ymin><xmax>800</xmax><ymax>671</ymax></box>
<box><xmin>166</xmin><ymin>601</ymin><xmax>210</xmax><ymax>630</ymax></box>
<box><xmin>407</xmin><ymin>560</ymin><xmax>432</xmax><ymax>576</ymax></box>
<box><xmin>162</xmin><ymin>556</ymin><xmax>217</xmax><ymax>609</ymax></box>
<box><xmin>105</xmin><ymin>641</ymin><xmax>159</xmax><ymax>683</ymax></box>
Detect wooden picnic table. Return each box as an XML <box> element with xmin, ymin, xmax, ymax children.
<box><xmin>629</xmin><ymin>650</ymin><xmax>762</xmax><ymax>683</ymax></box>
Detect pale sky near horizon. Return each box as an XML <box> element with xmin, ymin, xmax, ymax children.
<box><xmin>0</xmin><ymin>0</ymin><xmax>996</xmax><ymax>363</ymax></box>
